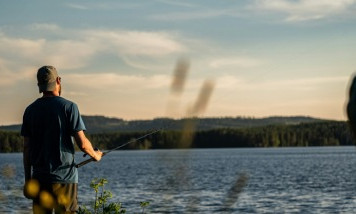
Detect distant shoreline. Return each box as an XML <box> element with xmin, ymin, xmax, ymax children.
<box><xmin>0</xmin><ymin>120</ymin><xmax>352</xmax><ymax>153</ymax></box>
<box><xmin>0</xmin><ymin>115</ymin><xmax>340</xmax><ymax>133</ymax></box>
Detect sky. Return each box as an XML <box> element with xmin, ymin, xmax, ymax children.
<box><xmin>0</xmin><ymin>0</ymin><xmax>356</xmax><ymax>125</ymax></box>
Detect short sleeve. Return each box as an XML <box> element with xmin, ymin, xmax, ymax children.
<box><xmin>69</xmin><ymin>103</ymin><xmax>86</xmax><ymax>135</ymax></box>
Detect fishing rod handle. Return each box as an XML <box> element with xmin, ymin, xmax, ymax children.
<box><xmin>75</xmin><ymin>157</ymin><xmax>94</xmax><ymax>168</ymax></box>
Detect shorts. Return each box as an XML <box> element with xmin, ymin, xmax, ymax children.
<box><xmin>32</xmin><ymin>182</ymin><xmax>78</xmax><ymax>214</ymax></box>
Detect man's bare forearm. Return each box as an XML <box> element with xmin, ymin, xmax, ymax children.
<box><xmin>74</xmin><ymin>130</ymin><xmax>102</xmax><ymax>161</ymax></box>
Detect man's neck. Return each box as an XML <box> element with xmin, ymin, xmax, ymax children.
<box><xmin>42</xmin><ymin>91</ymin><xmax>60</xmax><ymax>97</ymax></box>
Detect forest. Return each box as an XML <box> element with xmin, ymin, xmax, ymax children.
<box><xmin>0</xmin><ymin>121</ymin><xmax>354</xmax><ymax>153</ymax></box>
<box><xmin>0</xmin><ymin>115</ymin><xmax>323</xmax><ymax>133</ymax></box>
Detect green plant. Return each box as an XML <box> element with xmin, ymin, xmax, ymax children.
<box><xmin>78</xmin><ymin>178</ymin><xmax>150</xmax><ymax>214</ymax></box>
<box><xmin>78</xmin><ymin>178</ymin><xmax>126</xmax><ymax>214</ymax></box>
<box><xmin>140</xmin><ymin>201</ymin><xmax>150</xmax><ymax>214</ymax></box>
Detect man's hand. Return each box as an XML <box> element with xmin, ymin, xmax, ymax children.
<box><xmin>93</xmin><ymin>150</ymin><xmax>103</xmax><ymax>161</ymax></box>
<box><xmin>74</xmin><ymin>130</ymin><xmax>103</xmax><ymax>161</ymax></box>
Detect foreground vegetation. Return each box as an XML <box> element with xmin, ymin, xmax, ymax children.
<box><xmin>0</xmin><ymin>121</ymin><xmax>353</xmax><ymax>153</ymax></box>
<box><xmin>78</xmin><ymin>178</ymin><xmax>150</xmax><ymax>214</ymax></box>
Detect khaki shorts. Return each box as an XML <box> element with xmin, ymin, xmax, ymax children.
<box><xmin>32</xmin><ymin>182</ymin><xmax>78</xmax><ymax>214</ymax></box>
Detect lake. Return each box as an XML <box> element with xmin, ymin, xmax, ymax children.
<box><xmin>1</xmin><ymin>147</ymin><xmax>356</xmax><ymax>213</ymax></box>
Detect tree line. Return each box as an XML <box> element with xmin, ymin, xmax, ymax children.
<box><xmin>0</xmin><ymin>121</ymin><xmax>354</xmax><ymax>153</ymax></box>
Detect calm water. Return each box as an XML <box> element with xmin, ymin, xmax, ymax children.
<box><xmin>1</xmin><ymin>147</ymin><xmax>356</xmax><ymax>213</ymax></box>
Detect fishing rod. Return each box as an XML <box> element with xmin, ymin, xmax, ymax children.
<box><xmin>75</xmin><ymin>128</ymin><xmax>162</xmax><ymax>168</ymax></box>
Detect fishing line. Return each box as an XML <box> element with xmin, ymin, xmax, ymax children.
<box><xmin>75</xmin><ymin>128</ymin><xmax>162</xmax><ymax>168</ymax></box>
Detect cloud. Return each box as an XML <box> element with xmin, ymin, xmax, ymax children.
<box><xmin>29</xmin><ymin>23</ymin><xmax>61</xmax><ymax>31</ymax></box>
<box><xmin>0</xmin><ymin>26</ymin><xmax>188</xmax><ymax>87</ymax></box>
<box><xmin>149</xmin><ymin>1</ymin><xmax>249</xmax><ymax>21</ymax></box>
<box><xmin>64</xmin><ymin>73</ymin><xmax>171</xmax><ymax>92</ymax></box>
<box><xmin>0</xmin><ymin>35</ymin><xmax>45</xmax><ymax>59</ymax></box>
<box><xmin>150</xmin><ymin>9</ymin><xmax>229</xmax><ymax>21</ymax></box>
<box><xmin>42</xmin><ymin>40</ymin><xmax>98</xmax><ymax>70</ymax></box>
<box><xmin>0</xmin><ymin>58</ymin><xmax>36</xmax><ymax>86</ymax></box>
<box><xmin>66</xmin><ymin>3</ymin><xmax>88</xmax><ymax>10</ymax></box>
<box><xmin>209</xmin><ymin>57</ymin><xmax>264</xmax><ymax>69</ymax></box>
<box><xmin>65</xmin><ymin>2</ymin><xmax>146</xmax><ymax>11</ymax></box>
<box><xmin>63</xmin><ymin>71</ymin><xmax>213</xmax><ymax>95</ymax></box>
<box><xmin>251</xmin><ymin>0</ymin><xmax>356</xmax><ymax>21</ymax></box>
<box><xmin>155</xmin><ymin>0</ymin><xmax>197</xmax><ymax>8</ymax></box>
<box><xmin>84</xmin><ymin>30</ymin><xmax>186</xmax><ymax>56</ymax></box>
<box><xmin>216</xmin><ymin>75</ymin><xmax>348</xmax><ymax>91</ymax></box>
<box><xmin>0</xmin><ymin>32</ymin><xmax>96</xmax><ymax>70</ymax></box>
<box><xmin>80</xmin><ymin>29</ymin><xmax>187</xmax><ymax>70</ymax></box>
<box><xmin>0</xmin><ymin>35</ymin><xmax>44</xmax><ymax>86</ymax></box>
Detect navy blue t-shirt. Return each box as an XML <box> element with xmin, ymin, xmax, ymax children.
<box><xmin>21</xmin><ymin>96</ymin><xmax>86</xmax><ymax>183</ymax></box>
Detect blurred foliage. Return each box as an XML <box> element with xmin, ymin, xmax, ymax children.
<box><xmin>1</xmin><ymin>164</ymin><xmax>15</xmax><ymax>178</ymax></box>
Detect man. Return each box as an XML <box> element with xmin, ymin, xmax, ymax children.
<box><xmin>347</xmin><ymin>74</ymin><xmax>356</xmax><ymax>137</ymax></box>
<box><xmin>21</xmin><ymin>65</ymin><xmax>103</xmax><ymax>213</ymax></box>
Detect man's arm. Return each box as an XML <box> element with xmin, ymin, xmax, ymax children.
<box><xmin>23</xmin><ymin>137</ymin><xmax>31</xmax><ymax>182</ymax></box>
<box><xmin>73</xmin><ymin>130</ymin><xmax>102</xmax><ymax>161</ymax></box>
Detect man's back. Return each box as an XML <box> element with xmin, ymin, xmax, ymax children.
<box><xmin>21</xmin><ymin>96</ymin><xmax>85</xmax><ymax>183</ymax></box>
<box><xmin>22</xmin><ymin>65</ymin><xmax>102</xmax><ymax>213</ymax></box>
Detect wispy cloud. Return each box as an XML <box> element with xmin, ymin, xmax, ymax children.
<box><xmin>29</xmin><ymin>23</ymin><xmax>61</xmax><ymax>31</ymax></box>
<box><xmin>0</xmin><ymin>35</ymin><xmax>45</xmax><ymax>59</ymax></box>
<box><xmin>250</xmin><ymin>0</ymin><xmax>356</xmax><ymax>22</ymax></box>
<box><xmin>150</xmin><ymin>9</ymin><xmax>229</xmax><ymax>21</ymax></box>
<box><xmin>84</xmin><ymin>30</ymin><xmax>186</xmax><ymax>56</ymax></box>
<box><xmin>0</xmin><ymin>32</ymin><xmax>96</xmax><ymax>71</ymax></box>
<box><xmin>65</xmin><ymin>73</ymin><xmax>170</xmax><ymax>92</ymax></box>
<box><xmin>66</xmin><ymin>3</ymin><xmax>88</xmax><ymax>10</ymax></box>
<box><xmin>65</xmin><ymin>2</ymin><xmax>143</xmax><ymax>10</ymax></box>
<box><xmin>155</xmin><ymin>0</ymin><xmax>197</xmax><ymax>8</ymax></box>
<box><xmin>64</xmin><ymin>70</ymin><xmax>214</xmax><ymax>96</ymax></box>
<box><xmin>216</xmin><ymin>75</ymin><xmax>348</xmax><ymax>91</ymax></box>
<box><xmin>209</xmin><ymin>57</ymin><xmax>264</xmax><ymax>69</ymax></box>
<box><xmin>0</xmin><ymin>25</ymin><xmax>188</xmax><ymax>87</ymax></box>
<box><xmin>0</xmin><ymin>58</ymin><xmax>36</xmax><ymax>86</ymax></box>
